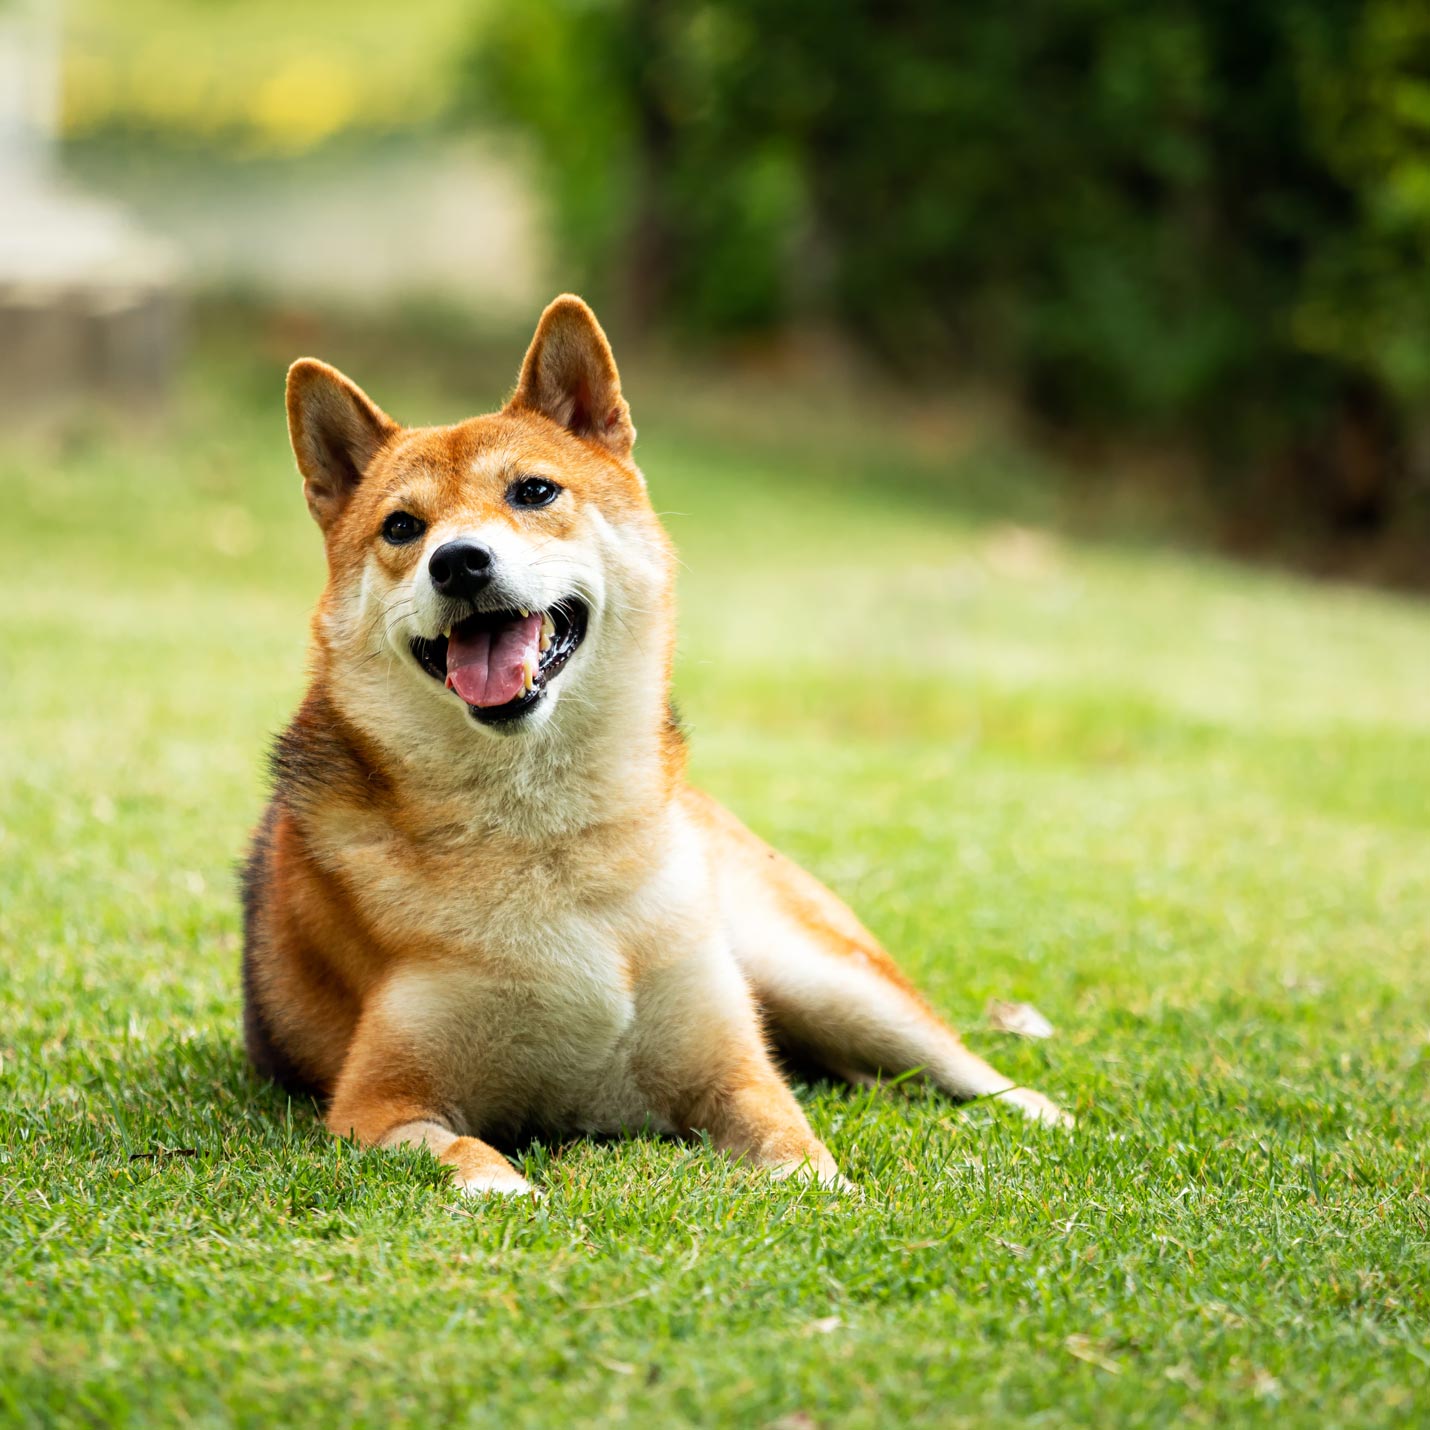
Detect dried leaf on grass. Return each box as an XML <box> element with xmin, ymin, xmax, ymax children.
<box><xmin>1064</xmin><ymin>1334</ymin><xmax>1122</xmax><ymax>1374</ymax></box>
<box><xmin>986</xmin><ymin>999</ymin><xmax>1056</xmax><ymax>1039</ymax></box>
<box><xmin>982</xmin><ymin>524</ymin><xmax>1061</xmax><ymax>581</ymax></box>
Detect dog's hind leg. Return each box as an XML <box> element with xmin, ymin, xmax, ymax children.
<box><xmin>691</xmin><ymin>792</ymin><xmax>1071</xmax><ymax>1127</ymax></box>
<box><xmin>746</xmin><ymin>938</ymin><xmax>1070</xmax><ymax>1128</ymax></box>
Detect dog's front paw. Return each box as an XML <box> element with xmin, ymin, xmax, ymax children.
<box><xmin>768</xmin><ymin>1145</ymin><xmax>853</xmax><ymax>1193</ymax></box>
<box><xmin>453</xmin><ymin>1165</ymin><xmax>537</xmax><ymax>1197</ymax></box>
<box><xmin>439</xmin><ymin>1136</ymin><xmax>538</xmax><ymax>1196</ymax></box>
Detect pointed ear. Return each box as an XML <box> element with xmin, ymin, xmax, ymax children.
<box><xmin>507</xmin><ymin>295</ymin><xmax>635</xmax><ymax>458</ymax></box>
<box><xmin>286</xmin><ymin>359</ymin><xmax>398</xmax><ymax>530</ymax></box>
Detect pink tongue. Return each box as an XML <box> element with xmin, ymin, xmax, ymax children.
<box><xmin>445</xmin><ymin>612</ymin><xmax>543</xmax><ymax>708</ymax></box>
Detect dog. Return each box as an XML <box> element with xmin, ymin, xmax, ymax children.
<box><xmin>240</xmin><ymin>295</ymin><xmax>1070</xmax><ymax>1195</ymax></box>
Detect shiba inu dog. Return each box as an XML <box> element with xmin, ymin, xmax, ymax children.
<box><xmin>240</xmin><ymin>295</ymin><xmax>1069</xmax><ymax>1195</ymax></box>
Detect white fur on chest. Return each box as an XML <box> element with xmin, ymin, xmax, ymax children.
<box><xmin>380</xmin><ymin>920</ymin><xmax>651</xmax><ymax>1135</ymax></box>
<box><xmin>346</xmin><ymin>807</ymin><xmax>723</xmax><ymax>1137</ymax></box>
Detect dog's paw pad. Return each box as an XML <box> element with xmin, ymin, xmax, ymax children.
<box><xmin>453</xmin><ymin>1169</ymin><xmax>538</xmax><ymax>1197</ymax></box>
<box><xmin>768</xmin><ymin>1153</ymin><xmax>851</xmax><ymax>1192</ymax></box>
<box><xmin>1002</xmin><ymin>1087</ymin><xmax>1075</xmax><ymax>1128</ymax></box>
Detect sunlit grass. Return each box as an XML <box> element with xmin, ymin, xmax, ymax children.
<box><xmin>2</xmin><ymin>320</ymin><xmax>1427</xmax><ymax>1426</ymax></box>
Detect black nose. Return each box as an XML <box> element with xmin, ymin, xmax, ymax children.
<box><xmin>428</xmin><ymin>540</ymin><xmax>494</xmax><ymax>599</ymax></box>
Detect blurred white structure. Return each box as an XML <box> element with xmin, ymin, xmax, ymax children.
<box><xmin>80</xmin><ymin>137</ymin><xmax>547</xmax><ymax>321</ymax></box>
<box><xmin>0</xmin><ymin>0</ymin><xmax>180</xmax><ymax>410</ymax></box>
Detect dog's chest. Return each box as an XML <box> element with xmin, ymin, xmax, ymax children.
<box><xmin>314</xmin><ymin>796</ymin><xmax>712</xmax><ymax>1132</ymax></box>
<box><xmin>386</xmin><ymin>925</ymin><xmax>649</xmax><ymax>1133</ymax></box>
<box><xmin>356</xmin><ymin>837</ymin><xmax>663</xmax><ymax>1133</ymax></box>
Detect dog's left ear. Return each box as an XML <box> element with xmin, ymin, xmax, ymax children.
<box><xmin>507</xmin><ymin>295</ymin><xmax>635</xmax><ymax>458</ymax></box>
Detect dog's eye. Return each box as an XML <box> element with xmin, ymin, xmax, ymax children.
<box><xmin>507</xmin><ymin>477</ymin><xmax>562</xmax><ymax>509</ymax></box>
<box><xmin>382</xmin><ymin>511</ymin><xmax>426</xmax><ymax>545</ymax></box>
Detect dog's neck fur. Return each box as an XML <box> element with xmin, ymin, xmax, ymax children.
<box><xmin>305</xmin><ymin>605</ymin><xmax>682</xmax><ymax>847</ymax></box>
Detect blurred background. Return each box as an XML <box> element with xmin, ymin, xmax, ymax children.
<box><xmin>6</xmin><ymin>12</ymin><xmax>1430</xmax><ymax>1418</ymax></box>
<box><xmin>4</xmin><ymin>0</ymin><xmax>1430</xmax><ymax>579</ymax></box>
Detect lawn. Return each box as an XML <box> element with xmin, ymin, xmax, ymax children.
<box><xmin>2</xmin><ymin>314</ymin><xmax>1428</xmax><ymax>1427</ymax></box>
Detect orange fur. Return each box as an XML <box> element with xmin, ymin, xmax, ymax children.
<box><xmin>241</xmin><ymin>295</ymin><xmax>1069</xmax><ymax>1197</ymax></box>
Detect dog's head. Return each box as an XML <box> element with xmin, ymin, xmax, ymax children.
<box><xmin>287</xmin><ymin>296</ymin><xmax>673</xmax><ymax>750</ymax></box>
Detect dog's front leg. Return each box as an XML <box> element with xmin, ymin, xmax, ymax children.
<box><xmin>324</xmin><ymin>1012</ymin><xmax>532</xmax><ymax>1197</ymax></box>
<box><xmin>643</xmin><ymin>946</ymin><xmax>847</xmax><ymax>1188</ymax></box>
<box><xmin>689</xmin><ymin>1057</ymin><xmax>846</xmax><ymax>1189</ymax></box>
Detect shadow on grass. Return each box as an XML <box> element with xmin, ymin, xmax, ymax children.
<box><xmin>44</xmin><ymin>1024</ymin><xmax>1073</xmax><ymax>1168</ymax></box>
<box><xmin>53</xmin><ymin>1025</ymin><xmax>908</xmax><ymax>1187</ymax></box>
<box><xmin>20</xmin><ymin>1029</ymin><xmax>328</xmax><ymax>1166</ymax></box>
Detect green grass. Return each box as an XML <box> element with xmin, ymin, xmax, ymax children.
<box><xmin>2</xmin><ymin>319</ymin><xmax>1428</xmax><ymax>1427</ymax></box>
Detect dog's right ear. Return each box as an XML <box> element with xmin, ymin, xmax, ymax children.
<box><xmin>286</xmin><ymin>359</ymin><xmax>398</xmax><ymax>531</ymax></box>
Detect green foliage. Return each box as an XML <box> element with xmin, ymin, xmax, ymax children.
<box><xmin>463</xmin><ymin>0</ymin><xmax>809</xmax><ymax>332</ymax></box>
<box><xmin>3</xmin><ymin>322</ymin><xmax>1429</xmax><ymax>1424</ymax></box>
<box><xmin>1297</xmin><ymin>4</ymin><xmax>1430</xmax><ymax>395</ymax></box>
<box><xmin>472</xmin><ymin>0</ymin><xmax>1430</xmax><ymax>527</ymax></box>
<box><xmin>465</xmin><ymin>2</ymin><xmax>631</xmax><ymax>270</ymax></box>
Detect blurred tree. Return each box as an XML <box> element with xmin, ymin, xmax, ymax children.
<box><xmin>467</xmin><ymin>0</ymin><xmax>1430</xmax><ymax>535</ymax></box>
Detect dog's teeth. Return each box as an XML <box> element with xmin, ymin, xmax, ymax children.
<box><xmin>519</xmin><ymin>607</ymin><xmax>530</xmax><ymax>618</ymax></box>
<box><xmin>541</xmin><ymin>613</ymin><xmax>555</xmax><ymax>640</ymax></box>
<box><xmin>522</xmin><ymin>656</ymin><xmax>536</xmax><ymax>692</ymax></box>
<box><xmin>539</xmin><ymin>634</ymin><xmax>551</xmax><ymax>653</ymax></box>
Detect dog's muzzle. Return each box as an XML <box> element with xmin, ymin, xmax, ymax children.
<box><xmin>410</xmin><ymin>598</ymin><xmax>589</xmax><ymax>726</ymax></box>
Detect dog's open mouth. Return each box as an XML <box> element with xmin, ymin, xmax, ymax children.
<box><xmin>410</xmin><ymin>599</ymin><xmax>589</xmax><ymax>725</ymax></box>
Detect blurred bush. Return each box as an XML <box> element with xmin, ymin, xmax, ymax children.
<box><xmin>468</xmin><ymin>0</ymin><xmax>1430</xmax><ymax>536</ymax></box>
